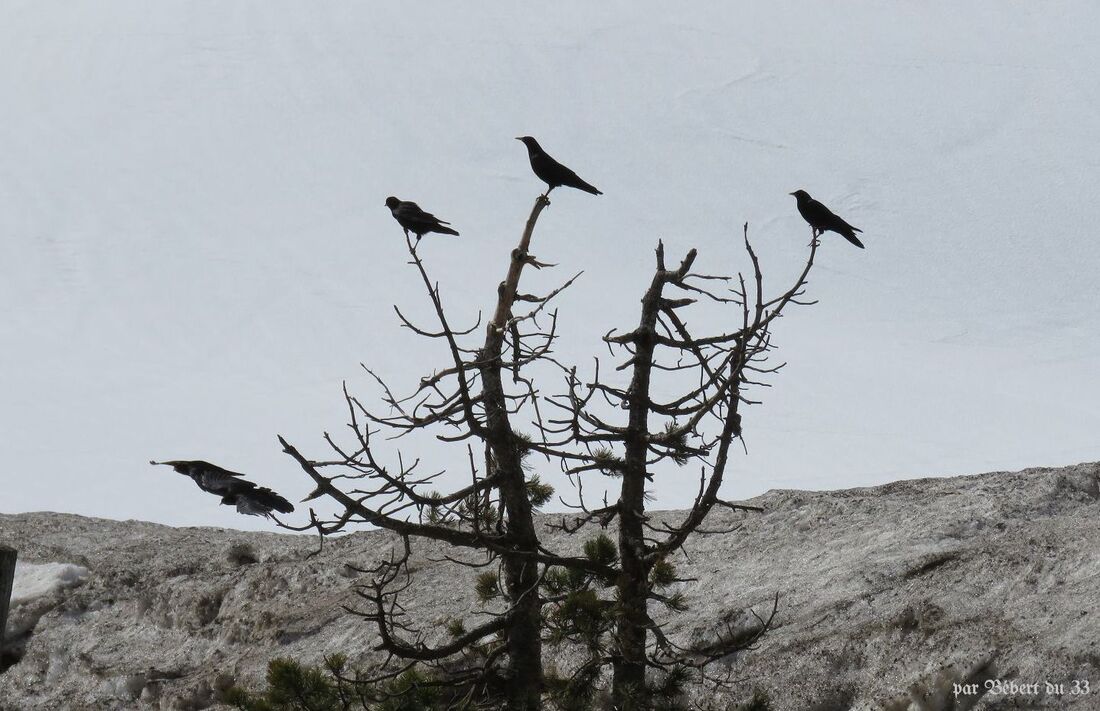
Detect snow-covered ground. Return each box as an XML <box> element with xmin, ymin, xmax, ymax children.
<box><xmin>1</xmin><ymin>2</ymin><xmax>1098</xmax><ymax>530</ymax></box>
<box><xmin>10</xmin><ymin>562</ymin><xmax>88</xmax><ymax>605</ymax></box>
<box><xmin>3</xmin><ymin>464</ymin><xmax>1100</xmax><ymax>709</ymax></box>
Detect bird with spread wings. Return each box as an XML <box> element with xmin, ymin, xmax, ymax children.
<box><xmin>150</xmin><ymin>460</ymin><xmax>294</xmax><ymax>519</ymax></box>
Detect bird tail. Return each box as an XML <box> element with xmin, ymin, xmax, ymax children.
<box><xmin>437</xmin><ymin>225</ymin><xmax>460</xmax><ymax>236</ymax></box>
<box><xmin>842</xmin><ymin>230</ymin><xmax>865</xmax><ymax>249</ymax></box>
<box><xmin>578</xmin><ymin>180</ymin><xmax>602</xmax><ymax>196</ymax></box>
<box><xmin>253</xmin><ymin>487</ymin><xmax>295</xmax><ymax>514</ymax></box>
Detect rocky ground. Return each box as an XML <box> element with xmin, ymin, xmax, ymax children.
<box><xmin>1</xmin><ymin>462</ymin><xmax>1098</xmax><ymax>710</ymax></box>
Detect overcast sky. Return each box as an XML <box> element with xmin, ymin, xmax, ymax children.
<box><xmin>1</xmin><ymin>1</ymin><xmax>1097</xmax><ymax>531</ymax></box>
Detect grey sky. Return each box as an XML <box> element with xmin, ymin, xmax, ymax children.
<box><xmin>1</xmin><ymin>2</ymin><xmax>1097</xmax><ymax>530</ymax></box>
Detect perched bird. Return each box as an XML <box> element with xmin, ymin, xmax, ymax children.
<box><xmin>150</xmin><ymin>460</ymin><xmax>294</xmax><ymax>519</ymax></box>
<box><xmin>516</xmin><ymin>136</ymin><xmax>602</xmax><ymax>196</ymax></box>
<box><xmin>789</xmin><ymin>190</ymin><xmax>864</xmax><ymax>248</ymax></box>
<box><xmin>385</xmin><ymin>197</ymin><xmax>459</xmax><ymax>241</ymax></box>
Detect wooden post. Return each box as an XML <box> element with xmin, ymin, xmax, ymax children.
<box><xmin>0</xmin><ymin>546</ymin><xmax>16</xmax><ymax>647</ymax></box>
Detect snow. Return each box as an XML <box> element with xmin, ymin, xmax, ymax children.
<box><xmin>10</xmin><ymin>563</ymin><xmax>89</xmax><ymax>605</ymax></box>
<box><xmin>3</xmin><ymin>466</ymin><xmax>1100</xmax><ymax>708</ymax></box>
<box><xmin>0</xmin><ymin>2</ymin><xmax>1097</xmax><ymax>530</ymax></box>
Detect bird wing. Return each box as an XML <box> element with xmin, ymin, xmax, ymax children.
<box><xmin>824</xmin><ymin>211</ymin><xmax>860</xmax><ymax>234</ymax></box>
<box><xmin>236</xmin><ymin>487</ymin><xmax>295</xmax><ymax>517</ymax></box>
<box><xmin>808</xmin><ymin>201</ymin><xmax>864</xmax><ymax>247</ymax></box>
<box><xmin>195</xmin><ymin>468</ymin><xmax>252</xmax><ymax>497</ymax></box>
<box><xmin>399</xmin><ymin>201</ymin><xmax>444</xmax><ymax>223</ymax></box>
<box><xmin>235</xmin><ymin>497</ymin><xmax>271</xmax><ymax>517</ymax></box>
<box><xmin>802</xmin><ymin>199</ymin><xmax>833</xmax><ymax>226</ymax></box>
<box><xmin>806</xmin><ymin>200</ymin><xmax>860</xmax><ymax>234</ymax></box>
<box><xmin>397</xmin><ymin>202</ymin><xmax>449</xmax><ymax>227</ymax></box>
<box><xmin>543</xmin><ymin>154</ymin><xmax>575</xmax><ymax>181</ymax></box>
<box><xmin>561</xmin><ymin>165</ymin><xmax>584</xmax><ymax>183</ymax></box>
<box><xmin>252</xmin><ymin>486</ymin><xmax>295</xmax><ymax>513</ymax></box>
<box><xmin>192</xmin><ymin>460</ymin><xmax>247</xmax><ymax>478</ymax></box>
<box><xmin>539</xmin><ymin>154</ymin><xmax>601</xmax><ymax>194</ymax></box>
<box><xmin>397</xmin><ymin>200</ymin><xmax>425</xmax><ymax>215</ymax></box>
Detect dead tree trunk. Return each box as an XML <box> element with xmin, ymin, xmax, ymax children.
<box><xmin>479</xmin><ymin>194</ymin><xmax>551</xmax><ymax>710</ymax></box>
<box><xmin>613</xmin><ymin>244</ymin><xmax>697</xmax><ymax>708</ymax></box>
<box><xmin>277</xmin><ymin>194</ymin><xmax>565</xmax><ymax>710</ymax></box>
<box><xmin>545</xmin><ymin>227</ymin><xmax>820</xmax><ymax>707</ymax></box>
<box><xmin>0</xmin><ymin>547</ymin><xmax>16</xmax><ymax>647</ymax></box>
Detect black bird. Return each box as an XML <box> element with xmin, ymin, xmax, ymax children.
<box><xmin>150</xmin><ymin>460</ymin><xmax>295</xmax><ymax>519</ymax></box>
<box><xmin>790</xmin><ymin>190</ymin><xmax>864</xmax><ymax>248</ymax></box>
<box><xmin>516</xmin><ymin>136</ymin><xmax>602</xmax><ymax>196</ymax></box>
<box><xmin>385</xmin><ymin>197</ymin><xmax>460</xmax><ymax>240</ymax></box>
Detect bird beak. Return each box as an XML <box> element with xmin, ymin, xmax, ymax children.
<box><xmin>788</xmin><ymin>192</ymin><xmax>796</xmax><ymax>196</ymax></box>
<box><xmin>514</xmin><ymin>137</ymin><xmax>523</xmax><ymax>141</ymax></box>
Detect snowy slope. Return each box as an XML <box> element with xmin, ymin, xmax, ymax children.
<box><xmin>1</xmin><ymin>2</ymin><xmax>1098</xmax><ymax>529</ymax></box>
<box><xmin>9</xmin><ymin>562</ymin><xmax>88</xmax><ymax>606</ymax></box>
<box><xmin>2</xmin><ymin>463</ymin><xmax>1099</xmax><ymax>709</ymax></box>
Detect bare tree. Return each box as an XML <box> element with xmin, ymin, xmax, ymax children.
<box><xmin>276</xmin><ymin>186</ymin><xmax>825</xmax><ymax>710</ymax></box>
<box><xmin>278</xmin><ymin>192</ymin><xmax>601</xmax><ymax>710</ymax></box>
<box><xmin>540</xmin><ymin>227</ymin><xmax>817</xmax><ymax>708</ymax></box>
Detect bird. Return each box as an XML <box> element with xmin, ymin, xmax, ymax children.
<box><xmin>516</xmin><ymin>136</ymin><xmax>602</xmax><ymax>196</ymax></box>
<box><xmin>789</xmin><ymin>190</ymin><xmax>864</xmax><ymax>248</ymax></box>
<box><xmin>385</xmin><ymin>197</ymin><xmax>460</xmax><ymax>240</ymax></box>
<box><xmin>150</xmin><ymin>460</ymin><xmax>295</xmax><ymax>519</ymax></box>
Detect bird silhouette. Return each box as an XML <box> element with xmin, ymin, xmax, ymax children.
<box><xmin>790</xmin><ymin>190</ymin><xmax>864</xmax><ymax>248</ymax></box>
<box><xmin>150</xmin><ymin>459</ymin><xmax>294</xmax><ymax>519</ymax></box>
<box><xmin>385</xmin><ymin>197</ymin><xmax>460</xmax><ymax>240</ymax></box>
<box><xmin>516</xmin><ymin>136</ymin><xmax>602</xmax><ymax>196</ymax></box>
